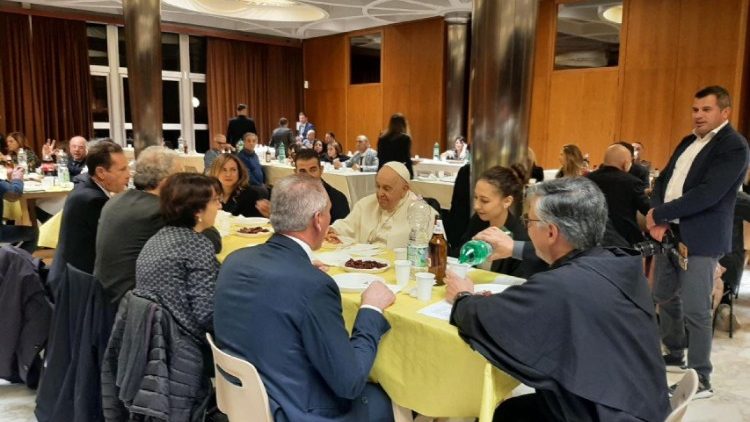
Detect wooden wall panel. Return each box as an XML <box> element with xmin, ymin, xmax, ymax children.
<box><xmin>545</xmin><ymin>68</ymin><xmax>620</xmax><ymax>167</ymax></box>
<box><xmin>618</xmin><ymin>0</ymin><xmax>679</xmax><ymax>169</ymax></box>
<box><xmin>303</xmin><ymin>34</ymin><xmax>346</xmax><ymax>145</ymax></box>
<box><xmin>346</xmin><ymin>84</ymin><xmax>383</xmax><ymax>153</ymax></box>
<box><xmin>528</xmin><ymin>0</ymin><xmax>557</xmax><ymax>168</ymax></box>
<box><xmin>304</xmin><ymin>17</ymin><xmax>445</xmax><ymax>158</ymax></box>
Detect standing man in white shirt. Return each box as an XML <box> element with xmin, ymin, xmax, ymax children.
<box><xmin>647</xmin><ymin>86</ymin><xmax>749</xmax><ymax>398</ymax></box>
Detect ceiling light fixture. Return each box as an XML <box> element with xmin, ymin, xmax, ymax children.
<box><xmin>601</xmin><ymin>5</ymin><xmax>623</xmax><ymax>24</ymax></box>
<box><xmin>162</xmin><ymin>0</ymin><xmax>327</xmax><ymax>22</ymax></box>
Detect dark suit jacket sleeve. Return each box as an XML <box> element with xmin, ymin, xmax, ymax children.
<box><xmin>299</xmin><ymin>281</ymin><xmax>390</xmax><ymax>400</ymax></box>
<box><xmin>632</xmin><ymin>180</ymin><xmax>651</xmax><ymax>215</ymax></box>
<box><xmin>653</xmin><ymin>137</ymin><xmax>748</xmax><ymax>223</ymax></box>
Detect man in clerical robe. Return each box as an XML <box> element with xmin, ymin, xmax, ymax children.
<box><xmin>445</xmin><ymin>177</ymin><xmax>670</xmax><ymax>422</ymax></box>
<box><xmin>326</xmin><ymin>161</ymin><xmax>436</xmax><ymax>249</ymax></box>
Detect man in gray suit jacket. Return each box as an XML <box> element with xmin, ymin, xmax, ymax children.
<box><xmin>270</xmin><ymin>117</ymin><xmax>294</xmax><ymax>151</ymax></box>
<box><xmin>336</xmin><ymin>135</ymin><xmax>379</xmax><ymax>172</ymax></box>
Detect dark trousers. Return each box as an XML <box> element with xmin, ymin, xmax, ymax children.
<box><xmin>493</xmin><ymin>394</ymin><xmax>556</xmax><ymax>422</ymax></box>
<box><xmin>355</xmin><ymin>383</ymin><xmax>394</xmax><ymax>422</ymax></box>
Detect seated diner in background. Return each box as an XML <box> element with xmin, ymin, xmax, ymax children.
<box><xmin>440</xmin><ymin>136</ymin><xmax>468</xmax><ymax>161</ymax></box>
<box><xmin>326</xmin><ymin>161</ymin><xmax>436</xmax><ymax>249</ymax></box>
<box><xmin>0</xmin><ymin>165</ymin><xmax>37</xmax><ymax>253</ymax></box>
<box><xmin>321</xmin><ymin>141</ymin><xmax>349</xmax><ymax>164</ymax></box>
<box><xmin>6</xmin><ymin>132</ymin><xmax>40</xmax><ymax>170</ymax></box>
<box><xmin>335</xmin><ymin>135</ymin><xmax>379</xmax><ymax>172</ymax></box>
<box><xmin>208</xmin><ymin>153</ymin><xmax>269</xmax><ymax>218</ymax></box>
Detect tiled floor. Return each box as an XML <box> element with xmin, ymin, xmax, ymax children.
<box><xmin>3</xmin><ymin>281</ymin><xmax>750</xmax><ymax>422</ymax></box>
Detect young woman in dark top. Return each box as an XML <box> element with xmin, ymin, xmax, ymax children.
<box><xmin>321</xmin><ymin>141</ymin><xmax>349</xmax><ymax>164</ymax></box>
<box><xmin>377</xmin><ymin>113</ymin><xmax>413</xmax><ymax>178</ymax></box>
<box><xmin>454</xmin><ymin>165</ymin><xmax>531</xmax><ymax>277</ymax></box>
<box><xmin>313</xmin><ymin>139</ymin><xmax>325</xmax><ymax>159</ymax></box>
<box><xmin>556</xmin><ymin>144</ymin><xmax>585</xmax><ymax>178</ymax></box>
<box><xmin>208</xmin><ymin>154</ymin><xmax>269</xmax><ymax>218</ymax></box>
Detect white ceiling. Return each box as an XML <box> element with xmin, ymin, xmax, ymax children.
<box><xmin>4</xmin><ymin>0</ymin><xmax>472</xmax><ymax>39</ymax></box>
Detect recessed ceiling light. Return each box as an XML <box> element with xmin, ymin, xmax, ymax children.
<box><xmin>601</xmin><ymin>5</ymin><xmax>622</xmax><ymax>24</ymax></box>
<box><xmin>162</xmin><ymin>0</ymin><xmax>328</xmax><ymax>22</ymax></box>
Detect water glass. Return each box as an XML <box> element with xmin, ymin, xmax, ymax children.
<box><xmin>447</xmin><ymin>263</ymin><xmax>470</xmax><ymax>279</ymax></box>
<box><xmin>394</xmin><ymin>247</ymin><xmax>407</xmax><ymax>261</ymax></box>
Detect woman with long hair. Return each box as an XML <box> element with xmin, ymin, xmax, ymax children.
<box><xmin>441</xmin><ymin>136</ymin><xmax>468</xmax><ymax>160</ymax></box>
<box><xmin>377</xmin><ymin>113</ymin><xmax>413</xmax><ymax>178</ymax></box>
<box><xmin>6</xmin><ymin>132</ymin><xmax>40</xmax><ymax>170</ymax></box>
<box><xmin>556</xmin><ymin>144</ymin><xmax>585</xmax><ymax>178</ymax></box>
<box><xmin>453</xmin><ymin>165</ymin><xmax>535</xmax><ymax>277</ymax></box>
<box><xmin>321</xmin><ymin>141</ymin><xmax>349</xmax><ymax>164</ymax></box>
<box><xmin>208</xmin><ymin>154</ymin><xmax>269</xmax><ymax>218</ymax></box>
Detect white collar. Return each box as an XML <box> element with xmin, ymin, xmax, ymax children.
<box><xmin>91</xmin><ymin>177</ymin><xmax>112</xmax><ymax>198</ymax></box>
<box><xmin>692</xmin><ymin>119</ymin><xmax>729</xmax><ymax>140</ymax></box>
<box><xmin>282</xmin><ymin>234</ymin><xmax>314</xmax><ymax>261</ymax></box>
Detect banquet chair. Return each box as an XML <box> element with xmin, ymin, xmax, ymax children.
<box><xmin>665</xmin><ymin>369</ymin><xmax>699</xmax><ymax>422</ymax></box>
<box><xmin>206</xmin><ymin>333</ymin><xmax>273</xmax><ymax>422</ymax></box>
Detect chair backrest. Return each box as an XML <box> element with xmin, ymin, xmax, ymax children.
<box><xmin>205</xmin><ymin>333</ymin><xmax>273</xmax><ymax>422</ymax></box>
<box><xmin>665</xmin><ymin>369</ymin><xmax>699</xmax><ymax>422</ymax></box>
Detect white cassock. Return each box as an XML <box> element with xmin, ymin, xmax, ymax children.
<box><xmin>331</xmin><ymin>191</ymin><xmax>437</xmax><ymax>249</ymax></box>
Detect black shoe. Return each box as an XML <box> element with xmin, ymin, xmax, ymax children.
<box><xmin>669</xmin><ymin>379</ymin><xmax>714</xmax><ymax>400</ymax></box>
<box><xmin>663</xmin><ymin>353</ymin><xmax>686</xmax><ymax>373</ymax></box>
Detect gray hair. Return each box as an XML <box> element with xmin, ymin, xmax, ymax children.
<box><xmin>133</xmin><ymin>146</ymin><xmax>178</xmax><ymax>190</ymax></box>
<box><xmin>526</xmin><ymin>177</ymin><xmax>607</xmax><ymax>250</ymax></box>
<box><xmin>270</xmin><ymin>174</ymin><xmax>328</xmax><ymax>232</ymax></box>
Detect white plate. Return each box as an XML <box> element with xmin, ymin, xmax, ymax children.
<box><xmin>333</xmin><ymin>273</ymin><xmax>386</xmax><ymax>293</ymax></box>
<box><xmin>342</xmin><ymin>257</ymin><xmax>391</xmax><ymax>273</ymax></box>
<box><xmin>233</xmin><ymin>226</ymin><xmax>274</xmax><ymax>238</ymax></box>
<box><xmin>313</xmin><ymin>251</ymin><xmax>352</xmax><ymax>267</ymax></box>
<box><xmin>474</xmin><ymin>284</ymin><xmax>511</xmax><ymax>295</ymax></box>
<box><xmin>342</xmin><ymin>243</ymin><xmax>384</xmax><ymax>257</ymax></box>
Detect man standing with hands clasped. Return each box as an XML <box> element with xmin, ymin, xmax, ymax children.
<box><xmin>647</xmin><ymin>85</ymin><xmax>749</xmax><ymax>398</ymax></box>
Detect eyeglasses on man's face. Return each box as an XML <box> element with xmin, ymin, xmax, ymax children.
<box><xmin>522</xmin><ymin>213</ymin><xmax>542</xmax><ymax>228</ymax></box>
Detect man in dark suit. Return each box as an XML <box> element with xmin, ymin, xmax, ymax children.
<box><xmin>226</xmin><ymin>103</ymin><xmax>257</xmax><ymax>147</ymax></box>
<box><xmin>214</xmin><ymin>174</ymin><xmax>395</xmax><ymax>422</ymax></box>
<box><xmin>49</xmin><ymin>140</ymin><xmax>130</xmax><ymax>294</ymax></box>
<box><xmin>297</xmin><ymin>111</ymin><xmax>315</xmax><ymax>138</ymax></box>
<box><xmin>294</xmin><ymin>148</ymin><xmax>350</xmax><ymax>222</ymax></box>
<box><xmin>587</xmin><ymin>143</ymin><xmax>650</xmax><ymax>245</ymax></box>
<box><xmin>270</xmin><ymin>117</ymin><xmax>294</xmax><ymax>151</ymax></box>
<box><xmin>647</xmin><ymin>85</ymin><xmax>749</xmax><ymax>397</ymax></box>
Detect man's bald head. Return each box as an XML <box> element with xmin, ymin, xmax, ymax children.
<box><xmin>603</xmin><ymin>144</ymin><xmax>632</xmax><ymax>172</ymax></box>
<box><xmin>69</xmin><ymin>136</ymin><xmax>88</xmax><ymax>161</ymax></box>
<box><xmin>375</xmin><ymin>165</ymin><xmax>409</xmax><ymax>211</ymax></box>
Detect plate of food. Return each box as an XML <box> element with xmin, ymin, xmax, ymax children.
<box><xmin>313</xmin><ymin>251</ymin><xmax>352</xmax><ymax>267</ymax></box>
<box><xmin>332</xmin><ymin>273</ymin><xmax>387</xmax><ymax>293</ymax></box>
<box><xmin>342</xmin><ymin>257</ymin><xmax>390</xmax><ymax>273</ymax></box>
<box><xmin>234</xmin><ymin>226</ymin><xmax>273</xmax><ymax>238</ymax></box>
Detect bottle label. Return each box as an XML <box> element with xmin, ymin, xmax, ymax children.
<box><xmin>407</xmin><ymin>244</ymin><xmax>429</xmax><ymax>268</ymax></box>
<box><xmin>433</xmin><ymin>219</ymin><xmax>445</xmax><ymax>236</ymax></box>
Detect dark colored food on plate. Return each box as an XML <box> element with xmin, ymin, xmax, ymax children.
<box><xmin>345</xmin><ymin>258</ymin><xmax>387</xmax><ymax>269</ymax></box>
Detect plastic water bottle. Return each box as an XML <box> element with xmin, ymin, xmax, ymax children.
<box><xmin>236</xmin><ymin>139</ymin><xmax>245</xmax><ymax>153</ymax></box>
<box><xmin>459</xmin><ymin>227</ymin><xmax>513</xmax><ymax>266</ymax></box>
<box><xmin>17</xmin><ymin>148</ymin><xmax>28</xmax><ymax>172</ymax></box>
<box><xmin>57</xmin><ymin>150</ymin><xmax>70</xmax><ymax>184</ymax></box>
<box><xmin>407</xmin><ymin>199</ymin><xmax>432</xmax><ymax>274</ymax></box>
<box><xmin>277</xmin><ymin>142</ymin><xmax>286</xmax><ymax>163</ymax></box>
<box><xmin>433</xmin><ymin>142</ymin><xmax>440</xmax><ymax>160</ymax></box>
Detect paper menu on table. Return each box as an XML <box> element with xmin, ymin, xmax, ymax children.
<box><xmin>418</xmin><ymin>300</ymin><xmax>453</xmax><ymax>321</ymax></box>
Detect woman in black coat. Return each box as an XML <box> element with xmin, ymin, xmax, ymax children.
<box><xmin>377</xmin><ymin>113</ymin><xmax>413</xmax><ymax>178</ymax></box>
<box><xmin>208</xmin><ymin>154</ymin><xmax>269</xmax><ymax>218</ymax></box>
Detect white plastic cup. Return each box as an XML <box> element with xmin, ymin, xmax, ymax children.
<box><xmin>448</xmin><ymin>263</ymin><xmax>470</xmax><ymax>279</ymax></box>
<box><xmin>394</xmin><ymin>247</ymin><xmax>407</xmax><ymax>261</ymax></box>
<box><xmin>415</xmin><ymin>272</ymin><xmax>435</xmax><ymax>302</ymax></box>
<box><xmin>394</xmin><ymin>260</ymin><xmax>411</xmax><ymax>287</ymax></box>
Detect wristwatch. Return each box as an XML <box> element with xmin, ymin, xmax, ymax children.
<box><xmin>454</xmin><ymin>291</ymin><xmax>474</xmax><ymax>302</ymax></box>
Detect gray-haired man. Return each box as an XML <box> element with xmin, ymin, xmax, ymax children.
<box><xmin>215</xmin><ymin>174</ymin><xmax>395</xmax><ymax>422</ymax></box>
<box><xmin>445</xmin><ymin>177</ymin><xmax>669</xmax><ymax>422</ymax></box>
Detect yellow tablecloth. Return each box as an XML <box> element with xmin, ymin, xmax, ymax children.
<box><xmin>219</xmin><ymin>233</ymin><xmax>518</xmax><ymax>420</ymax></box>
<box><xmin>38</xmin><ymin>211</ymin><xmax>63</xmax><ymax>248</ymax></box>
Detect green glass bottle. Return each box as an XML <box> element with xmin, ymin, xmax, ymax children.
<box><xmin>458</xmin><ymin>227</ymin><xmax>512</xmax><ymax>266</ymax></box>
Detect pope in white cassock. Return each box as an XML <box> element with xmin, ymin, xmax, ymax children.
<box><xmin>326</xmin><ymin>161</ymin><xmax>436</xmax><ymax>249</ymax></box>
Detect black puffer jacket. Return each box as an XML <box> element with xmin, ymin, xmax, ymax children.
<box><xmin>101</xmin><ymin>292</ymin><xmax>211</xmax><ymax>422</ymax></box>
